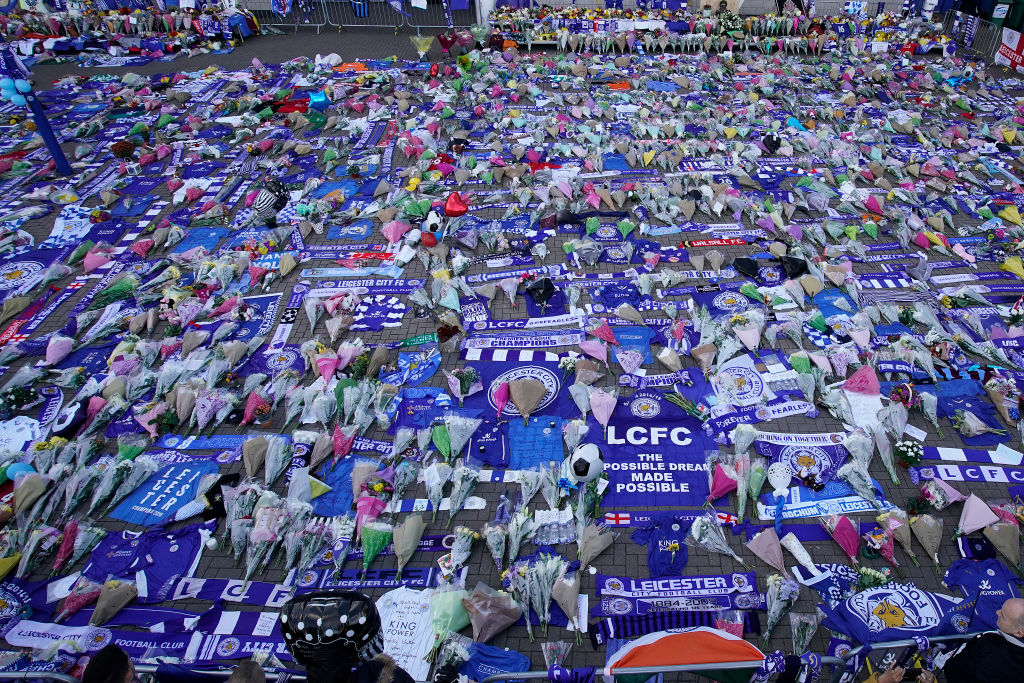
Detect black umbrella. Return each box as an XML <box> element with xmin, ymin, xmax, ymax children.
<box><xmin>280</xmin><ymin>590</ymin><xmax>384</xmax><ymax>678</ymax></box>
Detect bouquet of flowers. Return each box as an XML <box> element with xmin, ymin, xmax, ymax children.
<box><xmin>821</xmin><ymin>515</ymin><xmax>860</xmax><ymax>565</ymax></box>
<box><xmin>442</xmin><ymin>526</ymin><xmax>479</xmax><ymax>580</ymax></box>
<box><xmin>445</xmin><ymin>367</ymin><xmax>482</xmax><ymax>407</ymax></box>
<box><xmin>448</xmin><ymin>461</ymin><xmax>480</xmax><ymax>527</ymax></box>
<box><xmin>910</xmin><ymin>514</ymin><xmax>944</xmax><ymax>573</ymax></box>
<box><xmin>517</xmin><ymin>469</ymin><xmax>543</xmax><ymax>509</ymax></box>
<box><xmin>879</xmin><ymin>509</ymin><xmax>919</xmax><ymax>567</ymax></box>
<box><xmin>423</xmin><ymin>461</ymin><xmax>453</xmax><ymax>522</ymax></box>
<box><xmin>920</xmin><ymin>392</ymin><xmax>943</xmax><ymax>438</ymax></box>
<box><xmin>507</xmin><ymin>506</ymin><xmax>536</xmax><ymax>565</ymax></box>
<box><xmin>483</xmin><ymin>521</ymin><xmax>508</xmax><ymax>571</ymax></box>
<box><xmin>952</xmin><ymin>409</ymin><xmax>1007</xmax><ymax>437</ymax></box>
<box><xmin>540</xmin><ymin>462</ymin><xmax>562</xmax><ymax>510</ymax></box>
<box><xmin>528</xmin><ymin>553</ymin><xmax>567</xmax><ymax>637</ymax></box>
<box><xmin>888</xmin><ymin>383</ymin><xmax>922</xmax><ymax>409</ymax></box>
<box><xmin>863</xmin><ymin>525</ymin><xmax>903</xmax><ymax>578</ymax></box>
<box><xmin>552</xmin><ymin>570</ymin><xmax>583</xmax><ymax>645</ymax></box>
<box><xmin>856</xmin><ymin>566</ymin><xmax>890</xmax><ymax>591</ymax></box>
<box><xmin>504</xmin><ymin>560</ymin><xmax>534</xmax><ymax>641</ymax></box>
<box><xmin>16</xmin><ymin>524</ymin><xmax>61</xmax><ymax>578</ymax></box>
<box><xmin>688</xmin><ymin>513</ymin><xmax>746</xmax><ymax>567</ymax></box>
<box><xmin>790</xmin><ymin>612</ymin><xmax>820</xmax><ymax>654</ymax></box>
<box><xmin>359</xmin><ymin>520</ymin><xmax>394</xmax><ymax>579</ymax></box>
<box><xmin>390</xmin><ymin>459</ymin><xmax>420</xmax><ymax>509</ymax></box>
<box><xmin>780</xmin><ymin>532</ymin><xmax>818</xmax><ymax>575</ymax></box>
<box><xmin>837</xmin><ymin>460</ymin><xmax>880</xmax><ymax>510</ymax></box>
<box><xmin>558</xmin><ymin>354</ymin><xmax>578</xmax><ymax>380</ymax></box>
<box><xmin>461</xmin><ymin>583</ymin><xmax>522</xmax><ymax>644</ymax></box>
<box><xmin>393</xmin><ymin>515</ymin><xmax>425</xmax><ymax>580</ymax></box>
<box><xmin>66</xmin><ymin>523</ymin><xmax>107</xmax><ymax>570</ymax></box>
<box><xmin>763</xmin><ymin>573</ymin><xmax>800</xmax><ymax>643</ymax></box>
<box><xmin>894</xmin><ymin>440</ymin><xmax>923</xmax><ymax>468</ymax></box>
<box><xmin>427</xmin><ymin>587</ymin><xmax>470</xmax><ymax>662</ymax></box>
<box><xmin>920</xmin><ymin>478</ymin><xmax>964</xmax><ymax>510</ymax></box>
<box><xmin>55</xmin><ymin>576</ymin><xmax>103</xmax><ymax>623</ymax></box>
<box><xmin>330</xmin><ymin>515</ymin><xmax>356</xmax><ymax>579</ymax></box>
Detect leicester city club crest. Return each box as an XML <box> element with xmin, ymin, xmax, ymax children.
<box><xmin>296</xmin><ymin>570</ymin><xmax>320</xmax><ymax>588</ymax></box>
<box><xmin>850</xmin><ymin>586</ymin><xmax>944</xmax><ymax>634</ymax></box>
<box><xmin>216</xmin><ymin>637</ymin><xmax>242</xmax><ymax>657</ymax></box>
<box><xmin>712</xmin><ymin>292</ymin><xmax>749</xmax><ymax>314</ymax></box>
<box><xmin>0</xmin><ymin>260</ymin><xmax>42</xmax><ymax>290</ymax></box>
<box><xmin>265</xmin><ymin>347</ymin><xmax>300</xmax><ymax>372</ymax></box>
<box><xmin>629</xmin><ymin>392</ymin><xmax>662</xmax><ymax>419</ymax></box>
<box><xmin>487</xmin><ymin>366</ymin><xmax>560</xmax><ymax>417</ymax></box>
<box><xmin>83</xmin><ymin>628</ymin><xmax>113</xmax><ymax>652</ymax></box>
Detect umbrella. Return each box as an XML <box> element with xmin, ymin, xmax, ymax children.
<box><xmin>604</xmin><ymin>628</ymin><xmax>766</xmax><ymax>681</ymax></box>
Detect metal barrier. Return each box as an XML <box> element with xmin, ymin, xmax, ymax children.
<box><xmin>481</xmin><ymin>657</ymin><xmax>846</xmax><ymax>683</ymax></box>
<box><xmin>243</xmin><ymin>0</ymin><xmax>331</xmax><ymax>33</ymax></box>
<box><xmin>943</xmin><ymin>10</ymin><xmax>1003</xmax><ymax>61</ymax></box>
<box><xmin>402</xmin><ymin>1</ymin><xmax>479</xmax><ymax>30</ymax></box>
<box><xmin>825</xmin><ymin>632</ymin><xmax>986</xmax><ymax>683</ymax></box>
<box><xmin>324</xmin><ymin>0</ymin><xmax>408</xmax><ymax>29</ymax></box>
<box><xmin>0</xmin><ymin>673</ymin><xmax>78</xmax><ymax>683</ymax></box>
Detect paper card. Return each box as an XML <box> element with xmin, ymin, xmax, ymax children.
<box><xmin>842</xmin><ymin>389</ymin><xmax>883</xmax><ymax>430</ymax></box>
<box><xmin>992</xmin><ymin>443</ymin><xmax>1024</xmax><ymax>465</ymax></box>
<box><xmin>411</xmin><ymin>0</ymin><xmax>427</xmax><ymax>8</ymax></box>
<box><xmin>903</xmin><ymin>423</ymin><xmax>927</xmax><ymax>441</ymax></box>
<box><xmin>254</xmin><ymin>612</ymin><xmax>278</xmax><ymax>637</ymax></box>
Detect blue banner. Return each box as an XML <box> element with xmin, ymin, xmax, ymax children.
<box><xmin>585</xmin><ymin>390</ymin><xmax>714</xmax><ymax>508</ymax></box>
<box><xmin>459</xmin><ymin>348</ymin><xmax>578</xmax><ymax>420</ymax></box>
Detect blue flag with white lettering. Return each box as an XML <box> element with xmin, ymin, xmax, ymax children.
<box><xmin>585</xmin><ymin>390</ymin><xmax>714</xmax><ymax>508</ymax></box>
<box><xmin>111</xmin><ymin>462</ymin><xmax>220</xmax><ymax>527</ymax></box>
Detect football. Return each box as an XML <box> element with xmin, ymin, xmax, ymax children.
<box><xmin>568</xmin><ymin>443</ymin><xmax>604</xmax><ymax>483</ymax></box>
<box><xmin>422</xmin><ymin>209</ymin><xmax>444</xmax><ymax>234</ymax></box>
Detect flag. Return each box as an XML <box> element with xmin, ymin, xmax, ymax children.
<box><xmin>820</xmin><ymin>582</ymin><xmax>975</xmax><ymax>644</ymax></box>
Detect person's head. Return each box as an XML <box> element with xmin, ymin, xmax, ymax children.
<box><xmin>82</xmin><ymin>645</ymin><xmax>134</xmax><ymax>683</ymax></box>
<box><xmin>996</xmin><ymin>597</ymin><xmax>1024</xmax><ymax>638</ymax></box>
<box><xmin>226</xmin><ymin>661</ymin><xmax>266</xmax><ymax>683</ymax></box>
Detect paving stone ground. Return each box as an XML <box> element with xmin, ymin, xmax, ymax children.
<box><xmin>10</xmin><ymin>27</ymin><xmax>1024</xmax><ymax>682</ymax></box>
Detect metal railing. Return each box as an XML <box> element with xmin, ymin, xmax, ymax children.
<box><xmin>825</xmin><ymin>632</ymin><xmax>987</xmax><ymax>683</ymax></box>
<box><xmin>481</xmin><ymin>658</ymin><xmax>846</xmax><ymax>683</ymax></box>
<box><xmin>242</xmin><ymin>0</ymin><xmax>332</xmax><ymax>32</ymax></box>
<box><xmin>0</xmin><ymin>673</ymin><xmax>78</xmax><ymax>683</ymax></box>
<box><xmin>243</xmin><ymin>0</ymin><xmax>478</xmax><ymax>32</ymax></box>
<box><xmin>943</xmin><ymin>10</ymin><xmax>1003</xmax><ymax>61</ymax></box>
